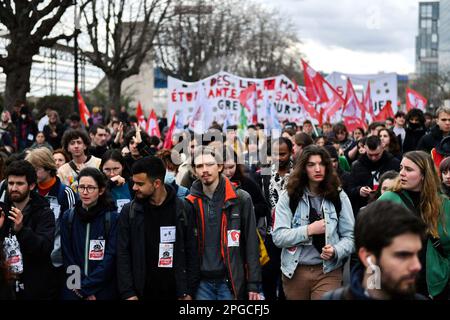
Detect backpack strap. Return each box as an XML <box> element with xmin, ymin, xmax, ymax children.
<box><xmin>104</xmin><ymin>211</ymin><xmax>111</xmax><ymax>243</ymax></box>
<box><xmin>67</xmin><ymin>209</ymin><xmax>75</xmax><ymax>244</ymax></box>
<box><xmin>68</xmin><ymin>161</ymin><xmax>80</xmax><ymax>175</ymax></box>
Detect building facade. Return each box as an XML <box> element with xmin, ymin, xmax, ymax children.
<box><xmin>416</xmin><ymin>1</ymin><xmax>440</xmax><ymax>76</ymax></box>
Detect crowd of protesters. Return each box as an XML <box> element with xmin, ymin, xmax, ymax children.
<box><xmin>0</xmin><ymin>102</ymin><xmax>449</xmax><ymax>301</ymax></box>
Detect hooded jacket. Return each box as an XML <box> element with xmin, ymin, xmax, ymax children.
<box><xmin>187</xmin><ymin>176</ymin><xmax>261</xmax><ymax>300</ymax></box>
<box><xmin>117</xmin><ymin>184</ymin><xmax>199</xmax><ymax>299</ymax></box>
<box><xmin>60</xmin><ymin>200</ymin><xmax>119</xmax><ymax>300</ymax></box>
<box><xmin>0</xmin><ymin>191</ymin><xmax>55</xmax><ymax>299</ymax></box>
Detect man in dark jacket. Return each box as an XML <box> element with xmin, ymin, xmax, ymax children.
<box><xmin>348</xmin><ymin>136</ymin><xmax>400</xmax><ymax>215</ymax></box>
<box><xmin>88</xmin><ymin>124</ymin><xmax>110</xmax><ymax>159</ymax></box>
<box><xmin>323</xmin><ymin>201</ymin><xmax>426</xmax><ymax>300</ymax></box>
<box><xmin>187</xmin><ymin>145</ymin><xmax>261</xmax><ymax>300</ymax></box>
<box><xmin>117</xmin><ymin>156</ymin><xmax>199</xmax><ymax>300</ymax></box>
<box><xmin>417</xmin><ymin>106</ymin><xmax>450</xmax><ymax>153</ymax></box>
<box><xmin>0</xmin><ymin>160</ymin><xmax>55</xmax><ymax>299</ymax></box>
<box><xmin>402</xmin><ymin>108</ymin><xmax>426</xmax><ymax>153</ymax></box>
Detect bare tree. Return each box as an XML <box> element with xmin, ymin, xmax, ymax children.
<box><xmin>157</xmin><ymin>0</ymin><xmax>245</xmax><ymax>82</ymax></box>
<box><xmin>234</xmin><ymin>6</ymin><xmax>303</xmax><ymax>80</ymax></box>
<box><xmin>156</xmin><ymin>0</ymin><xmax>303</xmax><ymax>82</ymax></box>
<box><xmin>411</xmin><ymin>72</ymin><xmax>450</xmax><ymax>110</ymax></box>
<box><xmin>0</xmin><ymin>0</ymin><xmax>79</xmax><ymax>110</ymax></box>
<box><xmin>80</xmin><ymin>0</ymin><xmax>172</xmax><ymax>110</ymax></box>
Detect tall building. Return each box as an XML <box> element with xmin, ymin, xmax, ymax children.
<box><xmin>416</xmin><ymin>1</ymin><xmax>440</xmax><ymax>76</ymax></box>
<box><xmin>439</xmin><ymin>0</ymin><xmax>450</xmax><ymax>73</ymax></box>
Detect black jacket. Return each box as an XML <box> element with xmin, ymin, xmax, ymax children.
<box><xmin>417</xmin><ymin>125</ymin><xmax>445</xmax><ymax>153</ymax></box>
<box><xmin>348</xmin><ymin>151</ymin><xmax>400</xmax><ymax>215</ymax></box>
<box><xmin>88</xmin><ymin>145</ymin><xmax>109</xmax><ymax>159</ymax></box>
<box><xmin>117</xmin><ymin>184</ymin><xmax>199</xmax><ymax>299</ymax></box>
<box><xmin>0</xmin><ymin>192</ymin><xmax>55</xmax><ymax>299</ymax></box>
<box><xmin>43</xmin><ymin>123</ymin><xmax>65</xmax><ymax>150</ymax></box>
<box><xmin>402</xmin><ymin>125</ymin><xmax>426</xmax><ymax>154</ymax></box>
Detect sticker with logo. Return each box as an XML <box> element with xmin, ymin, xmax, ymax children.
<box><xmin>158</xmin><ymin>243</ymin><xmax>174</xmax><ymax>268</ymax></box>
<box><xmin>160</xmin><ymin>226</ymin><xmax>176</xmax><ymax>243</ymax></box>
<box><xmin>287</xmin><ymin>247</ymin><xmax>297</xmax><ymax>255</ymax></box>
<box><xmin>89</xmin><ymin>240</ymin><xmax>105</xmax><ymax>260</ymax></box>
<box><xmin>227</xmin><ymin>230</ymin><xmax>240</xmax><ymax>247</ymax></box>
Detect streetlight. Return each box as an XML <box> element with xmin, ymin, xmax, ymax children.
<box><xmin>73</xmin><ymin>1</ymin><xmax>81</xmax><ymax>113</ymax></box>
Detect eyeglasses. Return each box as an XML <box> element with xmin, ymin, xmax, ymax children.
<box><xmin>77</xmin><ymin>185</ymin><xmax>98</xmax><ymax>193</ymax></box>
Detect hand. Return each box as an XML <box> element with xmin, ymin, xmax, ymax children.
<box><xmin>111</xmin><ymin>175</ymin><xmax>126</xmax><ymax>186</ymax></box>
<box><xmin>85</xmin><ymin>295</ymin><xmax>96</xmax><ymax>300</ymax></box>
<box><xmin>126</xmin><ymin>296</ymin><xmax>139</xmax><ymax>300</ymax></box>
<box><xmin>0</xmin><ymin>210</ymin><xmax>5</xmax><ymax>229</ymax></box>
<box><xmin>248</xmin><ymin>291</ymin><xmax>261</xmax><ymax>300</ymax></box>
<box><xmin>359</xmin><ymin>186</ymin><xmax>372</xmax><ymax>198</ymax></box>
<box><xmin>321</xmin><ymin>245</ymin><xmax>335</xmax><ymax>261</ymax></box>
<box><xmin>178</xmin><ymin>295</ymin><xmax>193</xmax><ymax>300</ymax></box>
<box><xmin>114</xmin><ymin>122</ymin><xmax>124</xmax><ymax>143</ymax></box>
<box><xmin>134</xmin><ymin>123</ymin><xmax>142</xmax><ymax>144</ymax></box>
<box><xmin>8</xmin><ymin>207</ymin><xmax>23</xmax><ymax>232</ymax></box>
<box><xmin>307</xmin><ymin>219</ymin><xmax>325</xmax><ymax>236</ymax></box>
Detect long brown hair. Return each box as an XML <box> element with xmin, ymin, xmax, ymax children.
<box><xmin>392</xmin><ymin>151</ymin><xmax>443</xmax><ymax>237</ymax></box>
<box><xmin>287</xmin><ymin>145</ymin><xmax>341</xmax><ymax>206</ymax></box>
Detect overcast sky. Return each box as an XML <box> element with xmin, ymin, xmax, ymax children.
<box><xmin>255</xmin><ymin>0</ymin><xmax>428</xmax><ymax>75</ymax></box>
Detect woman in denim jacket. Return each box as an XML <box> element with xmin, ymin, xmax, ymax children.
<box><xmin>272</xmin><ymin>145</ymin><xmax>355</xmax><ymax>300</ymax></box>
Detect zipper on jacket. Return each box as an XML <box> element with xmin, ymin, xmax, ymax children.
<box><xmin>84</xmin><ymin>223</ymin><xmax>90</xmax><ymax>276</ymax></box>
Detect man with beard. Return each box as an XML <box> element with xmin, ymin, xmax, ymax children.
<box><xmin>187</xmin><ymin>146</ymin><xmax>261</xmax><ymax>300</ymax></box>
<box><xmin>323</xmin><ymin>200</ymin><xmax>427</xmax><ymax>300</ymax></box>
<box><xmin>117</xmin><ymin>156</ymin><xmax>199</xmax><ymax>300</ymax></box>
<box><xmin>0</xmin><ymin>160</ymin><xmax>55</xmax><ymax>299</ymax></box>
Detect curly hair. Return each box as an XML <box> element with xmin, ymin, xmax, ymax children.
<box><xmin>287</xmin><ymin>145</ymin><xmax>341</xmax><ymax>206</ymax></box>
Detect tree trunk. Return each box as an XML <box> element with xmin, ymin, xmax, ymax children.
<box><xmin>3</xmin><ymin>62</ymin><xmax>33</xmax><ymax>110</ymax></box>
<box><xmin>108</xmin><ymin>76</ymin><xmax>123</xmax><ymax>112</ymax></box>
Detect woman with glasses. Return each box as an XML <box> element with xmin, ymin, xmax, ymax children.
<box><xmin>100</xmin><ymin>150</ymin><xmax>133</xmax><ymax>213</ymax></box>
<box><xmin>60</xmin><ymin>167</ymin><xmax>119</xmax><ymax>300</ymax></box>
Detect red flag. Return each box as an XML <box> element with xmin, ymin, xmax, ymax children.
<box><xmin>293</xmin><ymin>81</ymin><xmax>320</xmax><ymax>120</ymax></box>
<box><xmin>319</xmin><ymin>84</ymin><xmax>345</xmax><ymax>125</ymax></box>
<box><xmin>374</xmin><ymin>101</ymin><xmax>395</xmax><ymax>122</ymax></box>
<box><xmin>163</xmin><ymin>114</ymin><xmax>176</xmax><ymax>149</ymax></box>
<box><xmin>406</xmin><ymin>88</ymin><xmax>427</xmax><ymax>112</ymax></box>
<box><xmin>239</xmin><ymin>84</ymin><xmax>258</xmax><ymax>124</ymax></box>
<box><xmin>146</xmin><ymin>109</ymin><xmax>161</xmax><ymax>137</ymax></box>
<box><xmin>136</xmin><ymin>101</ymin><xmax>147</xmax><ymax>129</ymax></box>
<box><xmin>300</xmin><ymin>60</ymin><xmax>345</xmax><ymax>124</ymax></box>
<box><xmin>76</xmin><ymin>87</ymin><xmax>90</xmax><ymax>126</ymax></box>
<box><xmin>301</xmin><ymin>59</ymin><xmax>329</xmax><ymax>104</ymax></box>
<box><xmin>342</xmin><ymin>79</ymin><xmax>367</xmax><ymax>131</ymax></box>
<box><xmin>363</xmin><ymin>81</ymin><xmax>375</xmax><ymax>122</ymax></box>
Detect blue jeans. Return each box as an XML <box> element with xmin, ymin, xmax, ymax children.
<box><xmin>195</xmin><ymin>279</ymin><xmax>234</xmax><ymax>300</ymax></box>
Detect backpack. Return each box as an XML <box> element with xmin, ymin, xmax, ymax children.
<box><xmin>67</xmin><ymin>209</ymin><xmax>112</xmax><ymax>243</ymax></box>
<box><xmin>289</xmin><ymin>190</ymin><xmax>342</xmax><ymax>218</ymax></box>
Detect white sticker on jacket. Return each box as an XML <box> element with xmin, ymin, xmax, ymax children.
<box><xmin>89</xmin><ymin>240</ymin><xmax>105</xmax><ymax>260</ymax></box>
<box><xmin>158</xmin><ymin>243</ymin><xmax>174</xmax><ymax>268</ymax></box>
<box><xmin>160</xmin><ymin>226</ymin><xmax>176</xmax><ymax>243</ymax></box>
<box><xmin>287</xmin><ymin>247</ymin><xmax>297</xmax><ymax>255</ymax></box>
<box><xmin>227</xmin><ymin>230</ymin><xmax>240</xmax><ymax>247</ymax></box>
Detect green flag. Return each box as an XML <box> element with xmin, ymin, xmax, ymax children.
<box><xmin>238</xmin><ymin>105</ymin><xmax>247</xmax><ymax>141</ymax></box>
